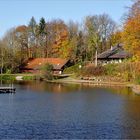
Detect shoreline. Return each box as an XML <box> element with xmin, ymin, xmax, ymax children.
<box><xmin>1</xmin><ymin>74</ymin><xmax>140</xmax><ymax>95</ymax></box>
<box><xmin>48</xmin><ymin>78</ymin><xmax>140</xmax><ymax>94</ymax></box>
<box><xmin>51</xmin><ymin>79</ymin><xmax>128</xmax><ymax>86</ymax></box>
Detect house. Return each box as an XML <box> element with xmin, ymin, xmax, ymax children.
<box><xmin>20</xmin><ymin>58</ymin><xmax>72</xmax><ymax>74</ymax></box>
<box><xmin>97</xmin><ymin>44</ymin><xmax>131</xmax><ymax>65</ymax></box>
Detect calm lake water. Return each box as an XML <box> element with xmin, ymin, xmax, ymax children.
<box><xmin>0</xmin><ymin>81</ymin><xmax>140</xmax><ymax>139</ymax></box>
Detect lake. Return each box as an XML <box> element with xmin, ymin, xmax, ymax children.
<box><xmin>0</xmin><ymin>81</ymin><xmax>140</xmax><ymax>139</ymax></box>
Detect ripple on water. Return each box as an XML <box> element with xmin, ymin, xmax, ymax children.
<box><xmin>0</xmin><ymin>122</ymin><xmax>140</xmax><ymax>139</ymax></box>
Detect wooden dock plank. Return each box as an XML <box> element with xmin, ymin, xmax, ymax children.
<box><xmin>0</xmin><ymin>87</ymin><xmax>16</xmax><ymax>93</ymax></box>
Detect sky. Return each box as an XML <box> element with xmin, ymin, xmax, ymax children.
<box><xmin>0</xmin><ymin>0</ymin><xmax>133</xmax><ymax>39</ymax></box>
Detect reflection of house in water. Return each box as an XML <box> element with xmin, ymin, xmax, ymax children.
<box><xmin>19</xmin><ymin>81</ymin><xmax>82</xmax><ymax>93</ymax></box>
<box><xmin>97</xmin><ymin>44</ymin><xmax>132</xmax><ymax>65</ymax></box>
<box><xmin>20</xmin><ymin>58</ymin><xmax>73</xmax><ymax>74</ymax></box>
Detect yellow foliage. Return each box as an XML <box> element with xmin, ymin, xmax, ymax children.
<box><xmin>122</xmin><ymin>14</ymin><xmax>140</xmax><ymax>59</ymax></box>
<box><xmin>110</xmin><ymin>31</ymin><xmax>122</xmax><ymax>46</ymax></box>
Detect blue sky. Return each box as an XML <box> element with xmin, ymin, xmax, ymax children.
<box><xmin>0</xmin><ymin>0</ymin><xmax>132</xmax><ymax>38</ymax></box>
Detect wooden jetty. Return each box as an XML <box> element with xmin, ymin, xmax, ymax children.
<box><xmin>0</xmin><ymin>87</ymin><xmax>16</xmax><ymax>94</ymax></box>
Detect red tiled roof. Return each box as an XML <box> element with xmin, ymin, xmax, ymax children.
<box><xmin>25</xmin><ymin>58</ymin><xmax>69</xmax><ymax>70</ymax></box>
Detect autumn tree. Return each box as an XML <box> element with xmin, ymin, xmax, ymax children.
<box><xmin>14</xmin><ymin>25</ymin><xmax>30</xmax><ymax>64</ymax></box>
<box><xmin>109</xmin><ymin>30</ymin><xmax>122</xmax><ymax>47</ymax></box>
<box><xmin>0</xmin><ymin>15</ymin><xmax>119</xmax><ymax>73</ymax></box>
<box><xmin>51</xmin><ymin>19</ymin><xmax>69</xmax><ymax>58</ymax></box>
<box><xmin>122</xmin><ymin>0</ymin><xmax>140</xmax><ymax>59</ymax></box>
<box><xmin>0</xmin><ymin>28</ymin><xmax>20</xmax><ymax>73</ymax></box>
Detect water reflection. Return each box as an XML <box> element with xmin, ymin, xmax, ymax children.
<box><xmin>16</xmin><ymin>81</ymin><xmax>83</xmax><ymax>93</ymax></box>
<box><xmin>14</xmin><ymin>80</ymin><xmax>140</xmax><ymax>98</ymax></box>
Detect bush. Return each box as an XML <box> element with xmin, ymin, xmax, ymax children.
<box><xmin>122</xmin><ymin>71</ymin><xmax>133</xmax><ymax>82</ymax></box>
<box><xmin>41</xmin><ymin>63</ymin><xmax>53</xmax><ymax>80</ymax></box>
<box><xmin>64</xmin><ymin>63</ymin><xmax>83</xmax><ymax>74</ymax></box>
<box><xmin>41</xmin><ymin>63</ymin><xmax>53</xmax><ymax>72</ymax></box>
<box><xmin>135</xmin><ymin>75</ymin><xmax>140</xmax><ymax>84</ymax></box>
<box><xmin>105</xmin><ymin>64</ymin><xmax>117</xmax><ymax>75</ymax></box>
<box><xmin>6</xmin><ymin>69</ymin><xmax>12</xmax><ymax>74</ymax></box>
<box><xmin>82</xmin><ymin>65</ymin><xmax>106</xmax><ymax>76</ymax></box>
<box><xmin>43</xmin><ymin>72</ymin><xmax>53</xmax><ymax>80</ymax></box>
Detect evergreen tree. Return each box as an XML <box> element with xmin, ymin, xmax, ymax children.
<box><xmin>39</xmin><ymin>17</ymin><xmax>46</xmax><ymax>35</ymax></box>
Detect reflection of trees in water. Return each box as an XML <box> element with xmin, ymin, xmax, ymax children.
<box><xmin>108</xmin><ymin>86</ymin><xmax>132</xmax><ymax>95</ymax></box>
<box><xmin>0</xmin><ymin>80</ymin><xmax>14</xmax><ymax>87</ymax></box>
<box><xmin>15</xmin><ymin>81</ymin><xmax>140</xmax><ymax>98</ymax></box>
<box><xmin>17</xmin><ymin>81</ymin><xmax>83</xmax><ymax>93</ymax></box>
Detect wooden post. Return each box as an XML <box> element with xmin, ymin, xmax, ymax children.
<box><xmin>0</xmin><ymin>48</ymin><xmax>3</xmax><ymax>86</ymax></box>
<box><xmin>1</xmin><ymin>48</ymin><xmax>3</xmax><ymax>75</ymax></box>
<box><xmin>95</xmin><ymin>45</ymin><xmax>98</xmax><ymax>67</ymax></box>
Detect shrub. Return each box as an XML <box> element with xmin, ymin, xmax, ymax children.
<box><xmin>6</xmin><ymin>69</ymin><xmax>12</xmax><ymax>74</ymax></box>
<box><xmin>135</xmin><ymin>74</ymin><xmax>140</xmax><ymax>84</ymax></box>
<box><xmin>64</xmin><ymin>63</ymin><xmax>83</xmax><ymax>74</ymax></box>
<box><xmin>105</xmin><ymin>64</ymin><xmax>117</xmax><ymax>75</ymax></box>
<box><xmin>82</xmin><ymin>65</ymin><xmax>106</xmax><ymax>76</ymax></box>
<box><xmin>41</xmin><ymin>63</ymin><xmax>53</xmax><ymax>80</ymax></box>
<box><xmin>41</xmin><ymin>63</ymin><xmax>53</xmax><ymax>72</ymax></box>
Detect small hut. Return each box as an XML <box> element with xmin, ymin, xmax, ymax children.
<box><xmin>97</xmin><ymin>44</ymin><xmax>131</xmax><ymax>65</ymax></box>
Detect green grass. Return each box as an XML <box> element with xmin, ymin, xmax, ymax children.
<box><xmin>22</xmin><ymin>75</ymin><xmax>36</xmax><ymax>80</ymax></box>
<box><xmin>64</xmin><ymin>63</ymin><xmax>83</xmax><ymax>74</ymax></box>
<box><xmin>0</xmin><ymin>74</ymin><xmax>36</xmax><ymax>81</ymax></box>
<box><xmin>0</xmin><ymin>75</ymin><xmax>16</xmax><ymax>80</ymax></box>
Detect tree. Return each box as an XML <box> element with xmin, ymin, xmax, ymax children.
<box><xmin>98</xmin><ymin>14</ymin><xmax>116</xmax><ymax>51</ymax></box>
<box><xmin>122</xmin><ymin>0</ymin><xmax>140</xmax><ymax>59</ymax></box>
<box><xmin>28</xmin><ymin>16</ymin><xmax>37</xmax><ymax>58</ymax></box>
<box><xmin>76</xmin><ymin>31</ymin><xmax>86</xmax><ymax>62</ymax></box>
<box><xmin>51</xmin><ymin>19</ymin><xmax>69</xmax><ymax>58</ymax></box>
<box><xmin>15</xmin><ymin>25</ymin><xmax>29</xmax><ymax>62</ymax></box>
<box><xmin>84</xmin><ymin>15</ymin><xmax>100</xmax><ymax>61</ymax></box>
<box><xmin>38</xmin><ymin>17</ymin><xmax>48</xmax><ymax>57</ymax></box>
<box><xmin>127</xmin><ymin>0</ymin><xmax>140</xmax><ymax>19</ymax></box>
<box><xmin>0</xmin><ymin>30</ymin><xmax>17</xmax><ymax>73</ymax></box>
<box><xmin>67</xmin><ymin>20</ymin><xmax>79</xmax><ymax>62</ymax></box>
<box><xmin>109</xmin><ymin>31</ymin><xmax>122</xmax><ymax>47</ymax></box>
<box><xmin>39</xmin><ymin>17</ymin><xmax>46</xmax><ymax>35</ymax></box>
<box><xmin>84</xmin><ymin>14</ymin><xmax>116</xmax><ymax>62</ymax></box>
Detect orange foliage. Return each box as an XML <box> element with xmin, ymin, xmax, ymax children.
<box><xmin>16</xmin><ymin>25</ymin><xmax>27</xmax><ymax>32</ymax></box>
<box><xmin>122</xmin><ymin>14</ymin><xmax>140</xmax><ymax>57</ymax></box>
<box><xmin>52</xmin><ymin>27</ymin><xmax>69</xmax><ymax>58</ymax></box>
<box><xmin>122</xmin><ymin>0</ymin><xmax>140</xmax><ymax>58</ymax></box>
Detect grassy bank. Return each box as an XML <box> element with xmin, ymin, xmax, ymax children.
<box><xmin>63</xmin><ymin>62</ymin><xmax>140</xmax><ymax>94</ymax></box>
<box><xmin>0</xmin><ymin>74</ymin><xmax>36</xmax><ymax>81</ymax></box>
<box><xmin>64</xmin><ymin>62</ymin><xmax>140</xmax><ymax>84</ymax></box>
